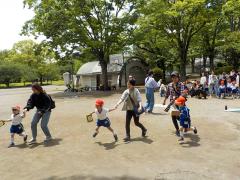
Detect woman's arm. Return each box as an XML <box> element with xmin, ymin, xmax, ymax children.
<box><xmin>115</xmin><ymin>90</ymin><xmax>128</xmax><ymax>109</ymax></box>
<box><xmin>24</xmin><ymin>95</ymin><xmax>35</xmax><ymax>111</ymax></box>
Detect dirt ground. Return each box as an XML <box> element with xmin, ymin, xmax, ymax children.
<box><xmin>0</xmin><ymin>86</ymin><xmax>240</xmax><ymax>180</ymax></box>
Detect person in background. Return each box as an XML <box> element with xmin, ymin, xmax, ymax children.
<box><xmin>208</xmin><ymin>71</ymin><xmax>218</xmax><ymax>97</ymax></box>
<box><xmin>144</xmin><ymin>70</ymin><xmax>159</xmax><ymax>113</ymax></box>
<box><xmin>218</xmin><ymin>80</ymin><xmax>226</xmax><ymax>99</ymax></box>
<box><xmin>200</xmin><ymin>72</ymin><xmax>208</xmax><ymax>95</ymax></box>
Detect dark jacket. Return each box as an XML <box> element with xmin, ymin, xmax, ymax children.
<box><xmin>24</xmin><ymin>93</ymin><xmax>51</xmax><ymax>113</ymax></box>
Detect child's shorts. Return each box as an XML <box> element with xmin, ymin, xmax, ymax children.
<box><xmin>96</xmin><ymin>118</ymin><xmax>111</xmax><ymax>127</ymax></box>
<box><xmin>10</xmin><ymin>124</ymin><xmax>24</xmax><ymax>134</ymax></box>
<box><xmin>180</xmin><ymin>119</ymin><xmax>191</xmax><ymax>129</ymax></box>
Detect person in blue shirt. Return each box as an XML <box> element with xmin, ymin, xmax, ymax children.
<box><xmin>175</xmin><ymin>96</ymin><xmax>198</xmax><ymax>141</ymax></box>
<box><xmin>144</xmin><ymin>70</ymin><xmax>159</xmax><ymax>113</ymax></box>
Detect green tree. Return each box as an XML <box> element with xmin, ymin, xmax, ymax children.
<box><xmin>23</xmin><ymin>0</ymin><xmax>144</xmax><ymax>89</ymax></box>
<box><xmin>140</xmin><ymin>0</ymin><xmax>208</xmax><ymax>80</ymax></box>
<box><xmin>0</xmin><ymin>63</ymin><xmax>22</xmax><ymax>87</ymax></box>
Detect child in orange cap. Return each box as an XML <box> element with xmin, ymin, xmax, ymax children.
<box><xmin>218</xmin><ymin>80</ymin><xmax>226</xmax><ymax>99</ymax></box>
<box><xmin>6</xmin><ymin>105</ymin><xmax>28</xmax><ymax>148</ymax></box>
<box><xmin>89</xmin><ymin>99</ymin><xmax>118</xmax><ymax>142</ymax></box>
<box><xmin>175</xmin><ymin>96</ymin><xmax>197</xmax><ymax>141</ymax></box>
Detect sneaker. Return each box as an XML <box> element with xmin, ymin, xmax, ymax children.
<box><xmin>114</xmin><ymin>134</ymin><xmax>118</xmax><ymax>142</ymax></box>
<box><xmin>193</xmin><ymin>127</ymin><xmax>198</xmax><ymax>134</ymax></box>
<box><xmin>44</xmin><ymin>137</ymin><xmax>52</xmax><ymax>143</ymax></box>
<box><xmin>23</xmin><ymin>135</ymin><xmax>28</xmax><ymax>143</ymax></box>
<box><xmin>178</xmin><ymin>137</ymin><xmax>184</xmax><ymax>141</ymax></box>
<box><xmin>8</xmin><ymin>142</ymin><xmax>15</xmax><ymax>148</ymax></box>
<box><xmin>93</xmin><ymin>132</ymin><xmax>98</xmax><ymax>138</ymax></box>
<box><xmin>123</xmin><ymin>136</ymin><xmax>130</xmax><ymax>142</ymax></box>
<box><xmin>28</xmin><ymin>138</ymin><xmax>36</xmax><ymax>145</ymax></box>
<box><xmin>142</xmin><ymin>129</ymin><xmax>147</xmax><ymax>137</ymax></box>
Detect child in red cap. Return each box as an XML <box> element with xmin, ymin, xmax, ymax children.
<box><xmin>218</xmin><ymin>80</ymin><xmax>226</xmax><ymax>99</ymax></box>
<box><xmin>175</xmin><ymin>96</ymin><xmax>198</xmax><ymax>141</ymax></box>
<box><xmin>89</xmin><ymin>99</ymin><xmax>118</xmax><ymax>141</ymax></box>
<box><xmin>6</xmin><ymin>105</ymin><xmax>28</xmax><ymax>148</ymax></box>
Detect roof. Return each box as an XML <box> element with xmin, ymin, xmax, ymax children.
<box><xmin>77</xmin><ymin>61</ymin><xmax>122</xmax><ymax>75</ymax></box>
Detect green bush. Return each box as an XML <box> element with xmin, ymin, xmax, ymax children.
<box><xmin>0</xmin><ymin>63</ymin><xmax>22</xmax><ymax>87</ymax></box>
<box><xmin>215</xmin><ymin>66</ymin><xmax>233</xmax><ymax>75</ymax></box>
<box><xmin>152</xmin><ymin>67</ymin><xmax>163</xmax><ymax>81</ymax></box>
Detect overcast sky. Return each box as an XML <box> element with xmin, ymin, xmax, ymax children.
<box><xmin>0</xmin><ymin>0</ymin><xmax>35</xmax><ymax>50</ymax></box>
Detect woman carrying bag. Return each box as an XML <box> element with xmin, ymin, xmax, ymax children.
<box><xmin>115</xmin><ymin>79</ymin><xmax>147</xmax><ymax>142</ymax></box>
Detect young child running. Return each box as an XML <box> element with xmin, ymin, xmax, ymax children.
<box><xmin>175</xmin><ymin>96</ymin><xmax>198</xmax><ymax>141</ymax></box>
<box><xmin>7</xmin><ymin>105</ymin><xmax>28</xmax><ymax>148</ymax></box>
<box><xmin>90</xmin><ymin>99</ymin><xmax>118</xmax><ymax>142</ymax></box>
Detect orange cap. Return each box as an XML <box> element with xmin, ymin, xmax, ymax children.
<box><xmin>175</xmin><ymin>96</ymin><xmax>186</xmax><ymax>106</ymax></box>
<box><xmin>95</xmin><ymin>99</ymin><xmax>104</xmax><ymax>106</ymax></box>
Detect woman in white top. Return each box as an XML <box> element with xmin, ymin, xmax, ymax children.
<box><xmin>115</xmin><ymin>79</ymin><xmax>147</xmax><ymax>142</ymax></box>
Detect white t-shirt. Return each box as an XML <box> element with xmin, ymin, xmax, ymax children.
<box><xmin>10</xmin><ymin>114</ymin><xmax>24</xmax><ymax>126</ymax></box>
<box><xmin>95</xmin><ymin>108</ymin><xmax>109</xmax><ymax>120</ymax></box>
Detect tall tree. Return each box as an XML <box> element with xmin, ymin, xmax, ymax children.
<box><xmin>140</xmin><ymin>0</ymin><xmax>207</xmax><ymax>80</ymax></box>
<box><xmin>22</xmin><ymin>0</ymin><xmax>144</xmax><ymax>89</ymax></box>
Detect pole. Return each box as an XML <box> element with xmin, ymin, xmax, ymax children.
<box><xmin>71</xmin><ymin>60</ymin><xmax>75</xmax><ymax>91</ymax></box>
<box><xmin>123</xmin><ymin>52</ymin><xmax>127</xmax><ymax>87</ymax></box>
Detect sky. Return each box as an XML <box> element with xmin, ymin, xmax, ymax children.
<box><xmin>0</xmin><ymin>0</ymin><xmax>36</xmax><ymax>50</ymax></box>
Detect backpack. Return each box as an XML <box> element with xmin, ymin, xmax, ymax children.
<box><xmin>47</xmin><ymin>95</ymin><xmax>56</xmax><ymax>109</ymax></box>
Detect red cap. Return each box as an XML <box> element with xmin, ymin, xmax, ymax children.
<box><xmin>95</xmin><ymin>99</ymin><xmax>104</xmax><ymax>106</ymax></box>
<box><xmin>175</xmin><ymin>96</ymin><xmax>186</xmax><ymax>106</ymax></box>
<box><xmin>12</xmin><ymin>105</ymin><xmax>21</xmax><ymax>111</ymax></box>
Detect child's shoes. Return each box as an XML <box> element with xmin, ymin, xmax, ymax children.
<box><xmin>93</xmin><ymin>132</ymin><xmax>98</xmax><ymax>138</ymax></box>
<box><xmin>114</xmin><ymin>134</ymin><xmax>118</xmax><ymax>142</ymax></box>
<box><xmin>24</xmin><ymin>135</ymin><xmax>28</xmax><ymax>143</ymax></box>
<box><xmin>8</xmin><ymin>142</ymin><xmax>15</xmax><ymax>148</ymax></box>
<box><xmin>178</xmin><ymin>137</ymin><xmax>184</xmax><ymax>141</ymax></box>
<box><xmin>193</xmin><ymin>127</ymin><xmax>198</xmax><ymax>134</ymax></box>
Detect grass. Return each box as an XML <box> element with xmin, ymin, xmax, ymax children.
<box><xmin>0</xmin><ymin>80</ymin><xmax>65</xmax><ymax>89</ymax></box>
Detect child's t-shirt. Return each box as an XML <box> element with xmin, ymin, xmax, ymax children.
<box><xmin>10</xmin><ymin>114</ymin><xmax>24</xmax><ymax>125</ymax></box>
<box><xmin>95</xmin><ymin>108</ymin><xmax>109</xmax><ymax>120</ymax></box>
<box><xmin>179</xmin><ymin>106</ymin><xmax>190</xmax><ymax>123</ymax></box>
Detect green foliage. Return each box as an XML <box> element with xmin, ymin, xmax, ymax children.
<box><xmin>152</xmin><ymin>67</ymin><xmax>163</xmax><ymax>81</ymax></box>
<box><xmin>0</xmin><ymin>63</ymin><xmax>22</xmax><ymax>87</ymax></box>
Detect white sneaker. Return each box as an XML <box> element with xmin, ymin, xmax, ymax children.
<box><xmin>28</xmin><ymin>138</ymin><xmax>36</xmax><ymax>145</ymax></box>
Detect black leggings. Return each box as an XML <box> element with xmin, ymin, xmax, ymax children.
<box><xmin>126</xmin><ymin>110</ymin><xmax>146</xmax><ymax>137</ymax></box>
<box><xmin>172</xmin><ymin>115</ymin><xmax>180</xmax><ymax>131</ymax></box>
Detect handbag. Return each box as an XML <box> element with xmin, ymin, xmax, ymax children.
<box><xmin>128</xmin><ymin>94</ymin><xmax>145</xmax><ymax>116</ymax></box>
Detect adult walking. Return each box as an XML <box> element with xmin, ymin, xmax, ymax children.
<box><xmin>24</xmin><ymin>83</ymin><xmax>53</xmax><ymax>144</ymax></box>
<box><xmin>144</xmin><ymin>70</ymin><xmax>159</xmax><ymax>113</ymax></box>
<box><xmin>163</xmin><ymin>71</ymin><xmax>185</xmax><ymax>136</ymax></box>
<box><xmin>115</xmin><ymin>79</ymin><xmax>147</xmax><ymax>142</ymax></box>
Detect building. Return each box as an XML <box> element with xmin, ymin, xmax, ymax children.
<box><xmin>76</xmin><ymin>59</ymin><xmax>148</xmax><ymax>90</ymax></box>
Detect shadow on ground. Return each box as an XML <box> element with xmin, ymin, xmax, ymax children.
<box><xmin>14</xmin><ymin>138</ymin><xmax>63</xmax><ymax>149</ymax></box>
<box><xmin>95</xmin><ymin>141</ymin><xmax>119</xmax><ymax>150</ymax></box>
<box><xmin>45</xmin><ymin>175</ymin><xmax>146</xmax><ymax>180</ymax></box>
<box><xmin>179</xmin><ymin>134</ymin><xmax>201</xmax><ymax>148</ymax></box>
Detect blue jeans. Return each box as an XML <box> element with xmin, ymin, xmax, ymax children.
<box><xmin>31</xmin><ymin>111</ymin><xmax>52</xmax><ymax>139</ymax></box>
<box><xmin>145</xmin><ymin>88</ymin><xmax>155</xmax><ymax>112</ymax></box>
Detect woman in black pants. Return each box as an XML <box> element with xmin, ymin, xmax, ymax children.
<box><xmin>115</xmin><ymin>79</ymin><xmax>147</xmax><ymax>142</ymax></box>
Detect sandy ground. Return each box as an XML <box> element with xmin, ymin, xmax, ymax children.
<box><xmin>0</xmin><ymin>86</ymin><xmax>240</xmax><ymax>180</ymax></box>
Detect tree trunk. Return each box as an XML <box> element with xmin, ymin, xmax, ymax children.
<box><xmin>179</xmin><ymin>48</ymin><xmax>187</xmax><ymax>81</ymax></box>
<box><xmin>203</xmin><ymin>56</ymin><xmax>207</xmax><ymax>70</ymax></box>
<box><xmin>40</xmin><ymin>76</ymin><xmax>43</xmax><ymax>85</ymax></box>
<box><xmin>191</xmin><ymin>58</ymin><xmax>195</xmax><ymax>73</ymax></box>
<box><xmin>209</xmin><ymin>54</ymin><xmax>214</xmax><ymax>71</ymax></box>
<box><xmin>99</xmin><ymin>60</ymin><xmax>108</xmax><ymax>91</ymax></box>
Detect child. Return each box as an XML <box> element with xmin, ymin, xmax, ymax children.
<box><xmin>7</xmin><ymin>106</ymin><xmax>28</xmax><ymax>148</ymax></box>
<box><xmin>218</xmin><ymin>80</ymin><xmax>226</xmax><ymax>99</ymax></box>
<box><xmin>231</xmin><ymin>81</ymin><xmax>238</xmax><ymax>99</ymax></box>
<box><xmin>90</xmin><ymin>99</ymin><xmax>118</xmax><ymax>142</ymax></box>
<box><xmin>175</xmin><ymin>96</ymin><xmax>197</xmax><ymax>141</ymax></box>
